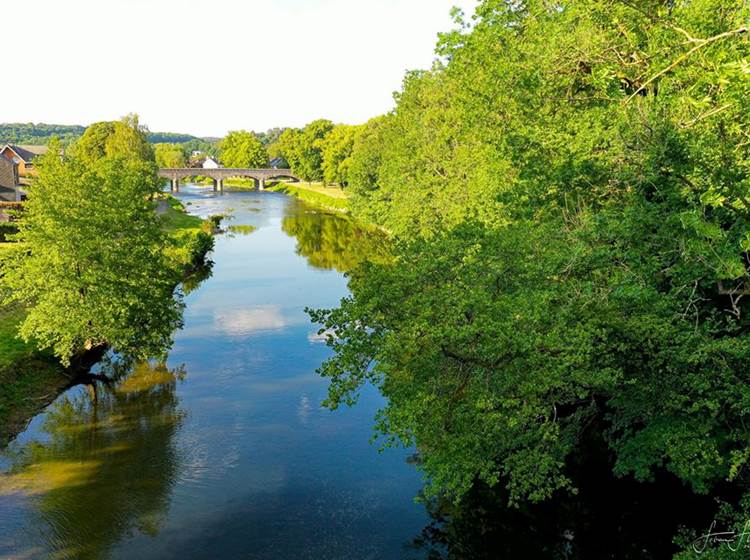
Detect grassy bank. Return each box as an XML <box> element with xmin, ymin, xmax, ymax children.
<box><xmin>0</xmin><ymin>197</ymin><xmax>213</xmax><ymax>445</ymax></box>
<box><xmin>0</xmin><ymin>302</ymin><xmax>70</xmax><ymax>446</ymax></box>
<box><xmin>266</xmin><ymin>182</ymin><xmax>349</xmax><ymax>212</ymax></box>
<box><xmin>159</xmin><ymin>194</ymin><xmax>215</xmax><ymax>272</ymax></box>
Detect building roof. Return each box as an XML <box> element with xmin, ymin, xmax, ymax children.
<box><xmin>1</xmin><ymin>144</ymin><xmax>49</xmax><ymax>164</ymax></box>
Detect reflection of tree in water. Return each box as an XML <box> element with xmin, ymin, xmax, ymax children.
<box><xmin>282</xmin><ymin>206</ymin><xmax>390</xmax><ymax>272</ymax></box>
<box><xmin>0</xmin><ymin>362</ymin><xmax>186</xmax><ymax>560</ymax></box>
<box><xmin>182</xmin><ymin>260</ymin><xmax>214</xmax><ymax>296</ymax></box>
<box><xmin>409</xmin><ymin>451</ymin><xmax>715</xmax><ymax>560</ymax></box>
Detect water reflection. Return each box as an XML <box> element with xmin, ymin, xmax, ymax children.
<box><xmin>282</xmin><ymin>205</ymin><xmax>391</xmax><ymax>272</ymax></box>
<box><xmin>409</xmin><ymin>454</ymin><xmax>715</xmax><ymax>560</ymax></box>
<box><xmin>214</xmin><ymin>305</ymin><xmax>287</xmax><ymax>336</ymax></box>
<box><xmin>182</xmin><ymin>261</ymin><xmax>214</xmax><ymax>296</ymax></box>
<box><xmin>0</xmin><ymin>362</ymin><xmax>186</xmax><ymax>560</ymax></box>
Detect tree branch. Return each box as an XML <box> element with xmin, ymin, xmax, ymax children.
<box><xmin>626</xmin><ymin>26</ymin><xmax>749</xmax><ymax>103</ymax></box>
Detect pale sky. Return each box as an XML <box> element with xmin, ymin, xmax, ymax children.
<box><xmin>3</xmin><ymin>0</ymin><xmax>477</xmax><ymax>138</ymax></box>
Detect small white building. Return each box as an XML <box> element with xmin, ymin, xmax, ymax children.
<box><xmin>202</xmin><ymin>157</ymin><xmax>220</xmax><ymax>169</ymax></box>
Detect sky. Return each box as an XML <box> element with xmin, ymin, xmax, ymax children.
<box><xmin>3</xmin><ymin>0</ymin><xmax>477</xmax><ymax>138</ymax></box>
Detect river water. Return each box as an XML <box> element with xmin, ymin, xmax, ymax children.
<box><xmin>0</xmin><ymin>186</ymin><xmax>427</xmax><ymax>559</ymax></box>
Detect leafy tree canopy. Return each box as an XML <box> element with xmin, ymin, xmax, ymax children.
<box><xmin>311</xmin><ymin>1</ymin><xmax>750</xmax><ymax>553</ymax></box>
<box><xmin>320</xmin><ymin>124</ymin><xmax>361</xmax><ymax>186</ymax></box>
<box><xmin>273</xmin><ymin>120</ymin><xmax>334</xmax><ymax>181</ymax></box>
<box><xmin>219</xmin><ymin>130</ymin><xmax>268</xmax><ymax>168</ymax></box>
<box><xmin>0</xmin><ymin>135</ymin><xmax>182</xmax><ymax>364</ymax></box>
<box><xmin>154</xmin><ymin>143</ymin><xmax>186</xmax><ymax>168</ymax></box>
<box><xmin>73</xmin><ymin>115</ymin><xmax>155</xmax><ymax>166</ymax></box>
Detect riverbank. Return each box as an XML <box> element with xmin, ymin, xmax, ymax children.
<box><xmin>0</xmin><ymin>196</ymin><xmax>214</xmax><ymax>445</ymax></box>
<box><xmin>0</xmin><ymin>303</ymin><xmax>68</xmax><ymax>446</ymax></box>
<box><xmin>265</xmin><ymin>181</ymin><xmax>349</xmax><ymax>212</ymax></box>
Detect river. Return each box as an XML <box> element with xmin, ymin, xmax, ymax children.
<box><xmin>0</xmin><ymin>186</ymin><xmax>717</xmax><ymax>560</ymax></box>
<box><xmin>0</xmin><ymin>186</ymin><xmax>427</xmax><ymax>559</ymax></box>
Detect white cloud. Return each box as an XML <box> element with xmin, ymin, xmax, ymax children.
<box><xmin>214</xmin><ymin>306</ymin><xmax>287</xmax><ymax>335</ymax></box>
<box><xmin>3</xmin><ymin>0</ymin><xmax>477</xmax><ymax>137</ymax></box>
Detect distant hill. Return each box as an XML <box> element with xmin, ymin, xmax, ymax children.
<box><xmin>0</xmin><ymin>123</ymin><xmax>86</xmax><ymax>145</ymax></box>
<box><xmin>147</xmin><ymin>132</ymin><xmax>202</xmax><ymax>144</ymax></box>
<box><xmin>0</xmin><ymin>123</ymin><xmax>207</xmax><ymax>146</ymax></box>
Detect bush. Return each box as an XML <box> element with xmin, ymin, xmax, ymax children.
<box><xmin>0</xmin><ymin>223</ymin><xmax>18</xmax><ymax>242</ymax></box>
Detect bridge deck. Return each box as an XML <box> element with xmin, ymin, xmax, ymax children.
<box><xmin>158</xmin><ymin>168</ymin><xmax>300</xmax><ymax>181</ymax></box>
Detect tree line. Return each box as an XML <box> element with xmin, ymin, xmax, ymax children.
<box><xmin>152</xmin><ymin>121</ymin><xmax>372</xmax><ymax>185</ymax></box>
<box><xmin>306</xmin><ymin>1</ymin><xmax>750</xmax><ymax>556</ymax></box>
<box><xmin>0</xmin><ymin>122</ymin><xmax>208</xmax><ymax>147</ymax></box>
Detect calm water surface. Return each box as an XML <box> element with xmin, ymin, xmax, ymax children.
<box><xmin>0</xmin><ymin>186</ymin><xmax>427</xmax><ymax>559</ymax></box>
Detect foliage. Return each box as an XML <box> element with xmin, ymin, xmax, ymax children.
<box><xmin>0</xmin><ymin>223</ymin><xmax>18</xmax><ymax>242</ymax></box>
<box><xmin>274</xmin><ymin>120</ymin><xmax>334</xmax><ymax>181</ymax></box>
<box><xmin>219</xmin><ymin>130</ymin><xmax>268</xmax><ymax>168</ymax></box>
<box><xmin>320</xmin><ymin>124</ymin><xmax>360</xmax><ymax>185</ymax></box>
<box><xmin>0</xmin><ymin>123</ymin><xmax>85</xmax><ymax>146</ymax></box>
<box><xmin>0</xmin><ymin>122</ymin><xmax>201</xmax><ymax>148</ymax></box>
<box><xmin>180</xmin><ymin>138</ymin><xmax>220</xmax><ymax>160</ymax></box>
<box><xmin>255</xmin><ymin>127</ymin><xmax>287</xmax><ymax>147</ymax></box>
<box><xmin>73</xmin><ymin>115</ymin><xmax>155</xmax><ymax>166</ymax></box>
<box><xmin>0</xmin><ymin>140</ymin><xmax>183</xmax><ymax>365</ymax></box>
<box><xmin>153</xmin><ymin>143</ymin><xmax>186</xmax><ymax>168</ymax></box>
<box><xmin>158</xmin><ymin>195</ymin><xmax>215</xmax><ymax>270</ymax></box>
<box><xmin>312</xmin><ymin>0</ymin><xmax>750</xmax><ymax>552</ymax></box>
<box><xmin>147</xmin><ymin>131</ymin><xmax>199</xmax><ymax>144</ymax></box>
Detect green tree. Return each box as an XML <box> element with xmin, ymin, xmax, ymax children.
<box><xmin>313</xmin><ymin>0</ymin><xmax>750</xmax><ymax>553</ymax></box>
<box><xmin>274</xmin><ymin>120</ymin><xmax>334</xmax><ymax>182</ymax></box>
<box><xmin>273</xmin><ymin>128</ymin><xmax>303</xmax><ymax>171</ymax></box>
<box><xmin>320</xmin><ymin>124</ymin><xmax>360</xmax><ymax>186</ymax></box>
<box><xmin>73</xmin><ymin>115</ymin><xmax>155</xmax><ymax>166</ymax></box>
<box><xmin>154</xmin><ymin>143</ymin><xmax>186</xmax><ymax>168</ymax></box>
<box><xmin>219</xmin><ymin>130</ymin><xmax>268</xmax><ymax>168</ymax></box>
<box><xmin>73</xmin><ymin>121</ymin><xmax>116</xmax><ymax>164</ymax></box>
<box><xmin>0</xmin><ymin>141</ymin><xmax>183</xmax><ymax>364</ymax></box>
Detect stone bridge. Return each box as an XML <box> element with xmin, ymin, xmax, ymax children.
<box><xmin>158</xmin><ymin>168</ymin><xmax>301</xmax><ymax>192</ymax></box>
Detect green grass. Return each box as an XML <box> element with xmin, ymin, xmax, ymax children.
<box><xmin>157</xmin><ymin>194</ymin><xmax>215</xmax><ymax>270</ymax></box>
<box><xmin>0</xmin><ymin>302</ymin><xmax>67</xmax><ymax>446</ymax></box>
<box><xmin>266</xmin><ymin>182</ymin><xmax>350</xmax><ymax>212</ymax></box>
<box><xmin>160</xmin><ymin>195</ymin><xmax>206</xmax><ymax>233</ymax></box>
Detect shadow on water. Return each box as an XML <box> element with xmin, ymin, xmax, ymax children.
<box><xmin>408</xmin><ymin>443</ymin><xmax>717</xmax><ymax>560</ymax></box>
<box><xmin>0</xmin><ymin>361</ymin><xmax>187</xmax><ymax>560</ymax></box>
<box><xmin>281</xmin><ymin>203</ymin><xmax>391</xmax><ymax>273</ymax></box>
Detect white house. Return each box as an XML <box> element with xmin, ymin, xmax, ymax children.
<box><xmin>202</xmin><ymin>157</ymin><xmax>220</xmax><ymax>169</ymax></box>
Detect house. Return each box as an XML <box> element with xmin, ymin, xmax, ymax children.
<box><xmin>0</xmin><ymin>154</ymin><xmax>21</xmax><ymax>202</ymax></box>
<box><xmin>269</xmin><ymin>157</ymin><xmax>286</xmax><ymax>169</ymax></box>
<box><xmin>202</xmin><ymin>157</ymin><xmax>220</xmax><ymax>169</ymax></box>
<box><xmin>0</xmin><ymin>144</ymin><xmax>49</xmax><ymax>177</ymax></box>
